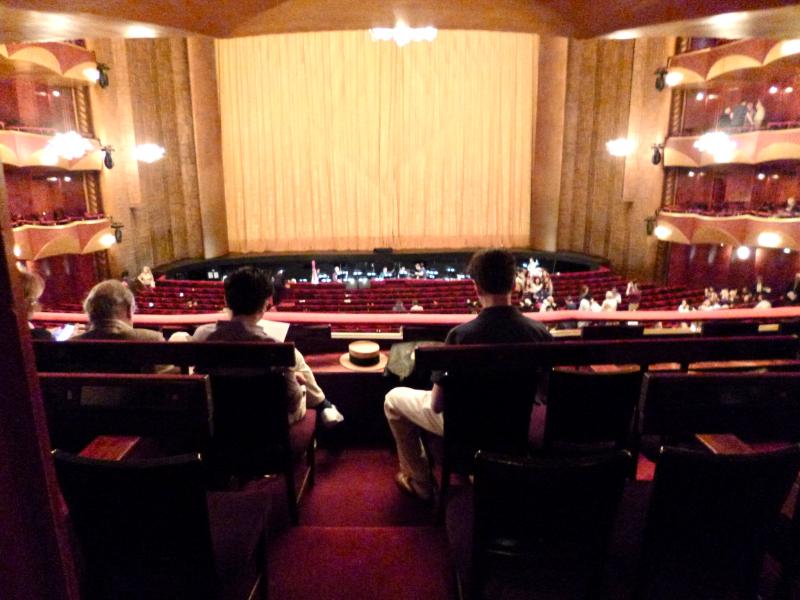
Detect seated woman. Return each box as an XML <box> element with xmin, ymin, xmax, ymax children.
<box><xmin>137</xmin><ymin>266</ymin><xmax>156</xmax><ymax>289</ymax></box>
<box><xmin>19</xmin><ymin>270</ymin><xmax>53</xmax><ymax>340</ymax></box>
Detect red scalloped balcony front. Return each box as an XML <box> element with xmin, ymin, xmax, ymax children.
<box><xmin>655</xmin><ymin>210</ymin><xmax>800</xmax><ymax>250</ymax></box>
<box><xmin>12</xmin><ymin>218</ymin><xmax>114</xmax><ymax>261</ymax></box>
<box><xmin>0</xmin><ymin>129</ymin><xmax>102</xmax><ymax>170</ymax></box>
<box><xmin>0</xmin><ymin>41</ymin><xmax>98</xmax><ymax>86</ymax></box>
<box><xmin>664</xmin><ymin>128</ymin><xmax>800</xmax><ymax>167</ymax></box>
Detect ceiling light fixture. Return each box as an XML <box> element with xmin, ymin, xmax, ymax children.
<box><xmin>370</xmin><ymin>21</ymin><xmax>437</xmax><ymax>47</ymax></box>
<box><xmin>736</xmin><ymin>246</ymin><xmax>751</xmax><ymax>260</ymax></box>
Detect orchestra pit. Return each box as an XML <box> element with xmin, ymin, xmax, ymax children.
<box><xmin>7</xmin><ymin>2</ymin><xmax>800</xmax><ymax>598</ymax></box>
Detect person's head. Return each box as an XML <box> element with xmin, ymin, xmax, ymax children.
<box><xmin>580</xmin><ymin>284</ymin><xmax>589</xmax><ymax>296</ymax></box>
<box><xmin>142</xmin><ymin>266</ymin><xmax>151</xmax><ymax>274</ymax></box>
<box><xmin>120</xmin><ymin>270</ymin><xmax>129</xmax><ymax>278</ymax></box>
<box><xmin>223</xmin><ymin>266</ymin><xmax>273</xmax><ymax>317</ymax></box>
<box><xmin>466</xmin><ymin>248</ymin><xmax>516</xmax><ymax>297</ymax></box>
<box><xmin>19</xmin><ymin>270</ymin><xmax>45</xmax><ymax>319</ymax></box>
<box><xmin>788</xmin><ymin>197</ymin><xmax>796</xmax><ymax>208</ymax></box>
<box><xmin>83</xmin><ymin>280</ymin><xmax>136</xmax><ymax>325</ymax></box>
<box><xmin>605</xmin><ymin>290</ymin><xmax>614</xmax><ymax>300</ymax></box>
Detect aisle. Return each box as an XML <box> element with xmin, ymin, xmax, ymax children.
<box><xmin>267</xmin><ymin>448</ymin><xmax>454</xmax><ymax>600</ymax></box>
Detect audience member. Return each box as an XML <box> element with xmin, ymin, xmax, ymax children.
<box><xmin>625</xmin><ymin>280</ymin><xmax>641</xmax><ymax>310</ymax></box>
<box><xmin>731</xmin><ymin>100</ymin><xmax>749</xmax><ymax>128</ymax></box>
<box><xmin>754</xmin><ymin>275</ymin><xmax>771</xmax><ymax>296</ymax></box>
<box><xmin>786</xmin><ymin>272</ymin><xmax>800</xmax><ymax>304</ymax></box>
<box><xmin>754</xmin><ymin>99</ymin><xmax>766</xmax><ymax>128</ymax></box>
<box><xmin>192</xmin><ymin>267</ymin><xmax>343</xmax><ymax>426</ymax></box>
<box><xmin>783</xmin><ymin>196</ymin><xmax>799</xmax><ymax>216</ymax></box>
<box><xmin>677</xmin><ymin>299</ymin><xmax>692</xmax><ymax>312</ymax></box>
<box><xmin>754</xmin><ymin>294</ymin><xmax>772</xmax><ymax>310</ymax></box>
<box><xmin>392</xmin><ymin>299</ymin><xmax>406</xmax><ymax>312</ymax></box>
<box><xmin>383</xmin><ymin>248</ymin><xmax>552</xmax><ymax>501</ymax></box>
<box><xmin>409</xmin><ymin>299</ymin><xmax>424</xmax><ymax>312</ymax></box>
<box><xmin>600</xmin><ymin>290</ymin><xmax>618</xmax><ymax>312</ymax></box>
<box><xmin>137</xmin><ymin>266</ymin><xmax>156</xmax><ymax>289</ymax></box>
<box><xmin>19</xmin><ymin>270</ymin><xmax>53</xmax><ymax>340</ymax></box>
<box><xmin>73</xmin><ymin>280</ymin><xmax>164</xmax><ymax>341</ymax></box>
<box><xmin>718</xmin><ymin>106</ymin><xmax>733</xmax><ymax>128</ymax></box>
<box><xmin>539</xmin><ymin>295</ymin><xmax>557</xmax><ymax>312</ymax></box>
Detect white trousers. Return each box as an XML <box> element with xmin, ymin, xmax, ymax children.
<box><xmin>384</xmin><ymin>387</ymin><xmax>444</xmax><ymax>486</ymax></box>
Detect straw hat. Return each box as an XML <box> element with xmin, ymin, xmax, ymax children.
<box><xmin>339</xmin><ymin>340</ymin><xmax>388</xmax><ymax>372</ymax></box>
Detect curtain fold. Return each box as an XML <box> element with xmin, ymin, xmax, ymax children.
<box><xmin>216</xmin><ymin>30</ymin><xmax>534</xmax><ymax>252</ymax></box>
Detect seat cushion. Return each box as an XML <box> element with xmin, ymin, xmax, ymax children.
<box><xmin>290</xmin><ymin>409</ymin><xmax>316</xmax><ymax>457</ymax></box>
<box><xmin>208</xmin><ymin>488</ymin><xmax>270</xmax><ymax>600</ymax></box>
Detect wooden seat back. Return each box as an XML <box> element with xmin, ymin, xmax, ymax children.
<box><xmin>39</xmin><ymin>373</ymin><xmax>212</xmax><ymax>455</ymax></box>
<box><xmin>638</xmin><ymin>446</ymin><xmax>800</xmax><ymax>598</ymax></box>
<box><xmin>639</xmin><ymin>372</ymin><xmax>800</xmax><ymax>441</ymax></box>
<box><xmin>52</xmin><ymin>451</ymin><xmax>220</xmax><ymax>599</ymax></box>
<box><xmin>415</xmin><ymin>335</ymin><xmax>798</xmax><ymax>372</ymax></box>
<box><xmin>33</xmin><ymin>340</ymin><xmax>295</xmax><ymax>374</ymax></box>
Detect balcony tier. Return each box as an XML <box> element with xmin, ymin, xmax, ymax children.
<box><xmin>13</xmin><ymin>218</ymin><xmax>114</xmax><ymax>261</ymax></box>
<box><xmin>0</xmin><ymin>41</ymin><xmax>97</xmax><ymax>86</ymax></box>
<box><xmin>668</xmin><ymin>38</ymin><xmax>800</xmax><ymax>86</ymax></box>
<box><xmin>655</xmin><ymin>210</ymin><xmax>800</xmax><ymax>250</ymax></box>
<box><xmin>0</xmin><ymin>129</ymin><xmax>102</xmax><ymax>170</ymax></box>
<box><xmin>664</xmin><ymin>127</ymin><xmax>800</xmax><ymax>167</ymax></box>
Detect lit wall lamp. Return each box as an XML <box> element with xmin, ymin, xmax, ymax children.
<box><xmin>654</xmin><ymin>67</ymin><xmax>682</xmax><ymax>91</ymax></box>
<box><xmin>101</xmin><ymin>144</ymin><xmax>115</xmax><ymax>169</ymax></box>
<box><xmin>651</xmin><ymin>143</ymin><xmax>664</xmax><ymax>165</ymax></box>
<box><xmin>606</xmin><ymin>138</ymin><xmax>635</xmax><ymax>157</ymax></box>
<box><xmin>134</xmin><ymin>143</ymin><xmax>166</xmax><ymax>164</ymax></box>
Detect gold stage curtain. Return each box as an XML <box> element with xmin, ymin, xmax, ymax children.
<box><xmin>216</xmin><ymin>30</ymin><xmax>534</xmax><ymax>252</ymax></box>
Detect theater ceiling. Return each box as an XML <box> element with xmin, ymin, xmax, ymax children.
<box><xmin>1</xmin><ymin>0</ymin><xmax>800</xmax><ymax>43</ymax></box>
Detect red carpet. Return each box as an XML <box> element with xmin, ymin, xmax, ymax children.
<box><xmin>268</xmin><ymin>449</ymin><xmax>452</xmax><ymax>599</ymax></box>
<box><xmin>300</xmin><ymin>448</ymin><xmax>436</xmax><ymax>527</ymax></box>
<box><xmin>268</xmin><ymin>526</ymin><xmax>452</xmax><ymax>600</ymax></box>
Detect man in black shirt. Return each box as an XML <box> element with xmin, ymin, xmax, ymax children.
<box><xmin>384</xmin><ymin>248</ymin><xmax>552</xmax><ymax>501</ymax></box>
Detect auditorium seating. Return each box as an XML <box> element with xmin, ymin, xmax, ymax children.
<box><xmin>636</xmin><ymin>446</ymin><xmax>800</xmax><ymax>599</ymax></box>
<box><xmin>446</xmin><ymin>449</ymin><xmax>630</xmax><ymax>599</ymax></box>
<box><xmin>36</xmin><ymin>332</ymin><xmax>800</xmax><ymax>598</ymax></box>
<box><xmin>86</xmin><ymin>267</ymin><xmax>709</xmax><ymax>320</ymax></box>
<box><xmin>53</xmin><ymin>451</ymin><xmax>268</xmax><ymax>600</ymax></box>
<box><xmin>35</xmin><ymin>340</ymin><xmax>314</xmax><ymax>525</ymax></box>
<box><xmin>543</xmin><ymin>366</ymin><xmax>641</xmax><ymax>455</ymax></box>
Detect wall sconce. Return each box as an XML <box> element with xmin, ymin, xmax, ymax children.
<box><xmin>654</xmin><ymin>67</ymin><xmax>668</xmax><ymax>91</ymax></box>
<box><xmin>97</xmin><ymin>63</ymin><xmax>110</xmax><ymax>88</ymax></box>
<box><xmin>654</xmin><ymin>68</ymin><xmax>682</xmax><ymax>91</ymax></box>
<box><xmin>101</xmin><ymin>144</ymin><xmax>115</xmax><ymax>169</ymax></box>
<box><xmin>111</xmin><ymin>221</ymin><xmax>124</xmax><ymax>243</ymax></box>
<box><xmin>651</xmin><ymin>143</ymin><xmax>664</xmax><ymax>165</ymax></box>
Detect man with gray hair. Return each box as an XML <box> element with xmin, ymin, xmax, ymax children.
<box><xmin>73</xmin><ymin>280</ymin><xmax>164</xmax><ymax>341</ymax></box>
